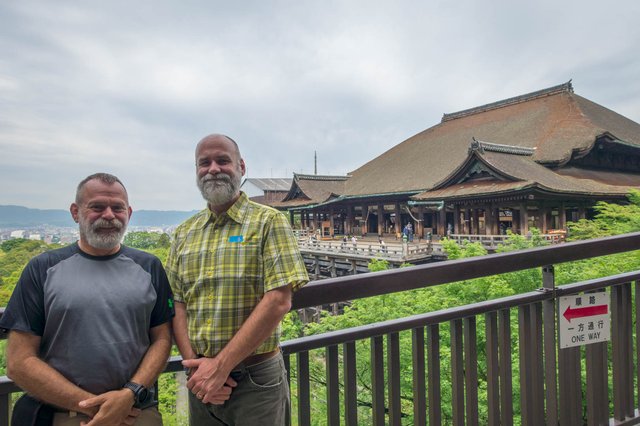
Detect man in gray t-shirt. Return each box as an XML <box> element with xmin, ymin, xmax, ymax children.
<box><xmin>1</xmin><ymin>173</ymin><xmax>175</xmax><ymax>425</ymax></box>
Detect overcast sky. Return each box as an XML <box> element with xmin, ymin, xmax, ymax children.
<box><xmin>2</xmin><ymin>1</ymin><xmax>639</xmax><ymax>211</ymax></box>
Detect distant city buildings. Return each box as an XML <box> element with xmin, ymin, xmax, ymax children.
<box><xmin>0</xmin><ymin>225</ymin><xmax>176</xmax><ymax>245</ymax></box>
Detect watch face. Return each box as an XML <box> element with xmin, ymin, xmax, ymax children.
<box><xmin>138</xmin><ymin>388</ymin><xmax>149</xmax><ymax>403</ymax></box>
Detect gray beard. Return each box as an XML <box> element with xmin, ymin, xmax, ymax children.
<box><xmin>80</xmin><ymin>218</ymin><xmax>126</xmax><ymax>251</ymax></box>
<box><xmin>198</xmin><ymin>173</ymin><xmax>240</xmax><ymax>206</ymax></box>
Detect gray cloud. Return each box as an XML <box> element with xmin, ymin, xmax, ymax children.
<box><xmin>1</xmin><ymin>0</ymin><xmax>639</xmax><ymax>210</ymax></box>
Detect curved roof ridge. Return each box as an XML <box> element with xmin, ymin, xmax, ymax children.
<box><xmin>442</xmin><ymin>80</ymin><xmax>574</xmax><ymax>123</ymax></box>
<box><xmin>470</xmin><ymin>138</ymin><xmax>536</xmax><ymax>156</ymax></box>
<box><xmin>294</xmin><ymin>173</ymin><xmax>350</xmax><ymax>181</ymax></box>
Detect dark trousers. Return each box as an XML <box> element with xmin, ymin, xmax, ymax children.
<box><xmin>188</xmin><ymin>353</ymin><xmax>289</xmax><ymax>426</ymax></box>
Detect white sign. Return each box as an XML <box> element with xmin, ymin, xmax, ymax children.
<box><xmin>559</xmin><ymin>292</ymin><xmax>610</xmax><ymax>349</ymax></box>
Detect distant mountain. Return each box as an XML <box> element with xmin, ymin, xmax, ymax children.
<box><xmin>129</xmin><ymin>209</ymin><xmax>200</xmax><ymax>227</ymax></box>
<box><xmin>0</xmin><ymin>205</ymin><xmax>199</xmax><ymax>228</ymax></box>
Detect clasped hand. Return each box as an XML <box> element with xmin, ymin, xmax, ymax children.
<box><xmin>78</xmin><ymin>389</ymin><xmax>140</xmax><ymax>426</ymax></box>
<box><xmin>182</xmin><ymin>357</ymin><xmax>237</xmax><ymax>404</ymax></box>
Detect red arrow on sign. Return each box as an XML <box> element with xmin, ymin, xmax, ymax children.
<box><xmin>563</xmin><ymin>304</ymin><xmax>608</xmax><ymax>322</ymax></box>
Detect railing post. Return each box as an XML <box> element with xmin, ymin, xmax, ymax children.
<box><xmin>542</xmin><ymin>265</ymin><xmax>558</xmax><ymax>425</ymax></box>
<box><xmin>326</xmin><ymin>345</ymin><xmax>340</xmax><ymax>425</ymax></box>
<box><xmin>464</xmin><ymin>317</ymin><xmax>478</xmax><ymax>426</ymax></box>
<box><xmin>518</xmin><ymin>305</ymin><xmax>532</xmax><ymax>425</ymax></box>
<box><xmin>611</xmin><ymin>282</ymin><xmax>634</xmax><ymax>420</ymax></box>
<box><xmin>451</xmin><ymin>319</ymin><xmax>464</xmax><ymax>426</ymax></box>
<box><xmin>412</xmin><ymin>327</ymin><xmax>427</xmax><ymax>426</ymax></box>
<box><xmin>427</xmin><ymin>324</ymin><xmax>442</xmax><ymax>425</ymax></box>
<box><xmin>371</xmin><ymin>336</ymin><xmax>386</xmax><ymax>426</ymax></box>
<box><xmin>387</xmin><ymin>332</ymin><xmax>401</xmax><ymax>426</ymax></box>
<box><xmin>485</xmin><ymin>312</ymin><xmax>500</xmax><ymax>425</ymax></box>
<box><xmin>558</xmin><ymin>343</ymin><xmax>582</xmax><ymax>425</ymax></box>
<box><xmin>637</xmin><ymin>280</ymin><xmax>640</xmax><ymax>413</ymax></box>
<box><xmin>0</xmin><ymin>394</ymin><xmax>9</xmax><ymax>426</ymax></box>
<box><xmin>498</xmin><ymin>309</ymin><xmax>514</xmax><ymax>426</ymax></box>
<box><xmin>343</xmin><ymin>341</ymin><xmax>358</xmax><ymax>426</ymax></box>
<box><xmin>296</xmin><ymin>351</ymin><xmax>311</xmax><ymax>426</ymax></box>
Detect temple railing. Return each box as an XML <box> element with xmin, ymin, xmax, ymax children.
<box><xmin>1</xmin><ymin>232</ymin><xmax>639</xmax><ymax>425</ymax></box>
<box><xmin>448</xmin><ymin>232</ymin><xmax>565</xmax><ymax>248</ymax></box>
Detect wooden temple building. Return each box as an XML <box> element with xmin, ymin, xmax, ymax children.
<box><xmin>273</xmin><ymin>81</ymin><xmax>640</xmax><ymax>239</ymax></box>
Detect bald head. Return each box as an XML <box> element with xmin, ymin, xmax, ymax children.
<box><xmin>196</xmin><ymin>134</ymin><xmax>240</xmax><ymax>160</ymax></box>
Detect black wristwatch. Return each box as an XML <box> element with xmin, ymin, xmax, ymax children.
<box><xmin>123</xmin><ymin>382</ymin><xmax>149</xmax><ymax>408</ymax></box>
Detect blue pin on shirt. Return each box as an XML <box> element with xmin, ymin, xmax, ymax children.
<box><xmin>228</xmin><ymin>235</ymin><xmax>244</xmax><ymax>243</ymax></box>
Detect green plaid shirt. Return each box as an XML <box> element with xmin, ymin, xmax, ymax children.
<box><xmin>166</xmin><ymin>192</ymin><xmax>309</xmax><ymax>357</ymax></box>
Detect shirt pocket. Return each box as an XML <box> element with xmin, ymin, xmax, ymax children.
<box><xmin>214</xmin><ymin>242</ymin><xmax>261</xmax><ymax>282</ymax></box>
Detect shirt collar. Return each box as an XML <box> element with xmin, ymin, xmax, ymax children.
<box><xmin>201</xmin><ymin>192</ymin><xmax>249</xmax><ymax>227</ymax></box>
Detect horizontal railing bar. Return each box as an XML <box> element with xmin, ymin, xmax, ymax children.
<box><xmin>1</xmin><ymin>356</ymin><xmax>190</xmax><ymax>394</ymax></box>
<box><xmin>0</xmin><ymin>378</ymin><xmax>20</xmax><ymax>394</ymax></box>
<box><xmin>3</xmin><ymin>270</ymin><xmax>637</xmax><ymax>392</ymax></box>
<box><xmin>556</xmin><ymin>270</ymin><xmax>640</xmax><ymax>294</ymax></box>
<box><xmin>282</xmin><ymin>270</ymin><xmax>639</xmax><ymax>354</ymax></box>
<box><xmin>292</xmin><ymin>232</ymin><xmax>640</xmax><ymax>309</ymax></box>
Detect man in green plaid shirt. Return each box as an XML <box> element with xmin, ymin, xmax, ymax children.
<box><xmin>166</xmin><ymin>134</ymin><xmax>309</xmax><ymax>425</ymax></box>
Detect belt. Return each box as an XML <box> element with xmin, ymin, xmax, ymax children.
<box><xmin>194</xmin><ymin>348</ymin><xmax>280</xmax><ymax>375</ymax></box>
<box><xmin>53</xmin><ymin>407</ymin><xmax>77</xmax><ymax>417</ymax></box>
<box><xmin>235</xmin><ymin>348</ymin><xmax>280</xmax><ymax>369</ymax></box>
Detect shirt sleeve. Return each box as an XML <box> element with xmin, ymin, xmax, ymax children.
<box><xmin>262</xmin><ymin>210</ymin><xmax>310</xmax><ymax>293</ymax></box>
<box><xmin>0</xmin><ymin>256</ymin><xmax>47</xmax><ymax>335</ymax></box>
<box><xmin>165</xmin><ymin>230</ymin><xmax>185</xmax><ymax>303</ymax></box>
<box><xmin>149</xmin><ymin>257</ymin><xmax>175</xmax><ymax>328</ymax></box>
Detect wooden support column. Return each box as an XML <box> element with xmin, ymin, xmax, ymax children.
<box><xmin>345</xmin><ymin>205</ymin><xmax>353</xmax><ymax>236</ymax></box>
<box><xmin>491</xmin><ymin>206</ymin><xmax>500</xmax><ymax>235</ymax></box>
<box><xmin>558</xmin><ymin>203</ymin><xmax>566</xmax><ymax>230</ymax></box>
<box><xmin>519</xmin><ymin>203</ymin><xmax>529</xmax><ymax>235</ymax></box>
<box><xmin>377</xmin><ymin>203</ymin><xmax>385</xmax><ymax>236</ymax></box>
<box><xmin>289</xmin><ymin>210</ymin><xmax>295</xmax><ymax>227</ymax></box>
<box><xmin>454</xmin><ymin>205</ymin><xmax>461</xmax><ymax>234</ymax></box>
<box><xmin>417</xmin><ymin>206</ymin><xmax>425</xmax><ymax>239</ymax></box>
<box><xmin>472</xmin><ymin>209</ymin><xmax>480</xmax><ymax>235</ymax></box>
<box><xmin>540</xmin><ymin>205</ymin><xmax>548</xmax><ymax>233</ymax></box>
<box><xmin>484</xmin><ymin>205</ymin><xmax>493</xmax><ymax>235</ymax></box>
<box><xmin>438</xmin><ymin>208</ymin><xmax>446</xmax><ymax>237</ymax></box>
<box><xmin>361</xmin><ymin>204</ymin><xmax>368</xmax><ymax>236</ymax></box>
<box><xmin>395</xmin><ymin>203</ymin><xmax>402</xmax><ymax>238</ymax></box>
<box><xmin>464</xmin><ymin>209</ymin><xmax>471</xmax><ymax>234</ymax></box>
<box><xmin>578</xmin><ymin>205</ymin><xmax>586</xmax><ymax>220</ymax></box>
<box><xmin>329</xmin><ymin>208</ymin><xmax>335</xmax><ymax>238</ymax></box>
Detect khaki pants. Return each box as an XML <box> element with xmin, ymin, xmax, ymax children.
<box><xmin>53</xmin><ymin>406</ymin><xmax>162</xmax><ymax>425</ymax></box>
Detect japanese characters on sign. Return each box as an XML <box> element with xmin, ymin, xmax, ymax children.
<box><xmin>559</xmin><ymin>292</ymin><xmax>610</xmax><ymax>349</ymax></box>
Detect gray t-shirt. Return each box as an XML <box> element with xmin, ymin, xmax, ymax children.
<box><xmin>0</xmin><ymin>243</ymin><xmax>174</xmax><ymax>394</ymax></box>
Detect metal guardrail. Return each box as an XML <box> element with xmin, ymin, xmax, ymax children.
<box><xmin>1</xmin><ymin>232</ymin><xmax>639</xmax><ymax>425</ymax></box>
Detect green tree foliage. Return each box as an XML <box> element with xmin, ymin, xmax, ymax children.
<box><xmin>367</xmin><ymin>258</ymin><xmax>390</xmax><ymax>272</ymax></box>
<box><xmin>567</xmin><ymin>189</ymin><xmax>640</xmax><ymax>240</ymax></box>
<box><xmin>0</xmin><ymin>239</ymin><xmax>60</xmax><ymax>306</ymax></box>
<box><xmin>123</xmin><ymin>231</ymin><xmax>171</xmax><ymax>250</ymax></box>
